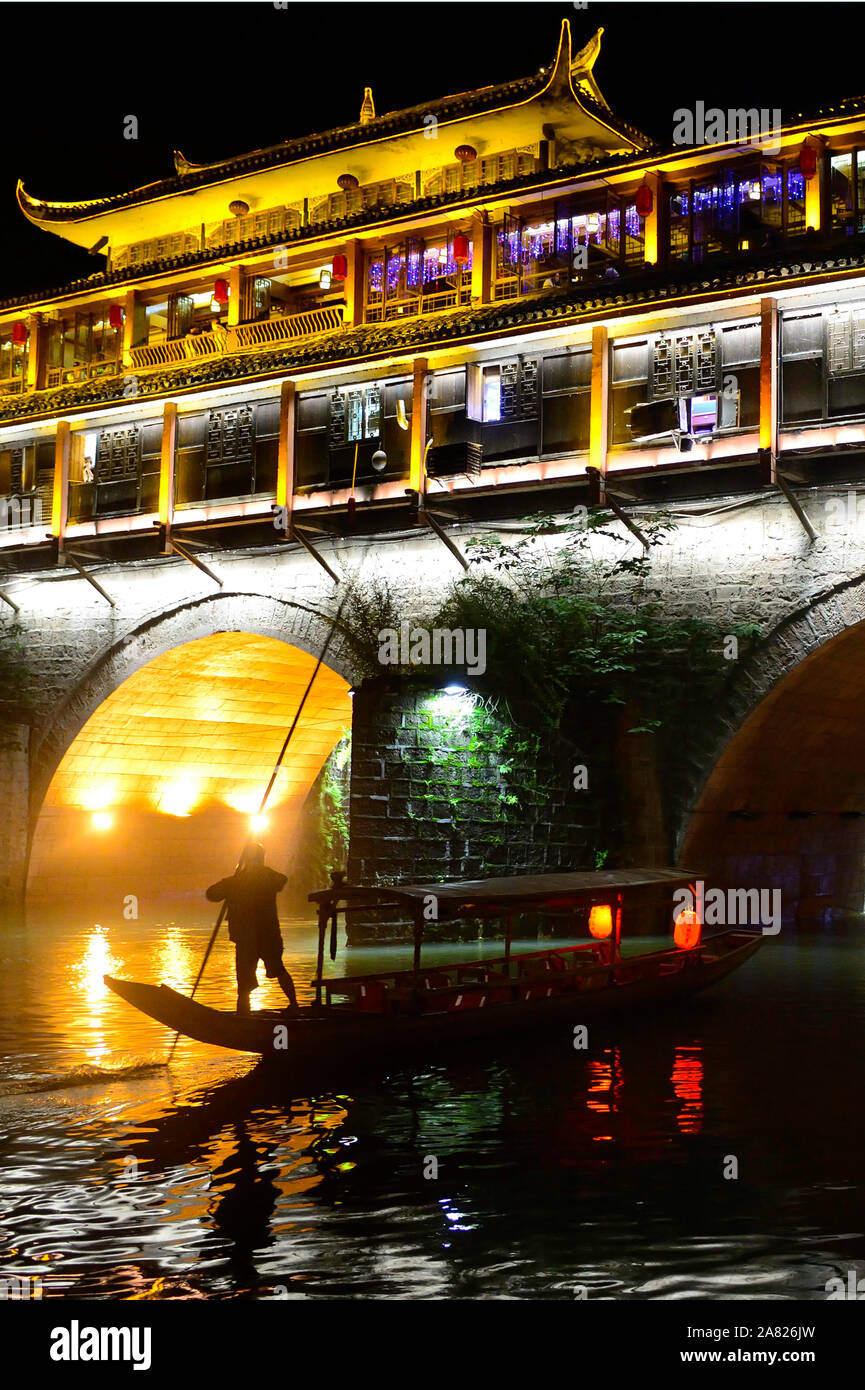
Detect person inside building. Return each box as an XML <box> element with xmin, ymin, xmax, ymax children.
<box><xmin>206</xmin><ymin>843</ymin><xmax>298</xmax><ymax>1014</ymax></box>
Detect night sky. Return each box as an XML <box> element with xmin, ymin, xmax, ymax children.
<box><xmin>0</xmin><ymin>2</ymin><xmax>860</xmax><ymax>300</ymax></box>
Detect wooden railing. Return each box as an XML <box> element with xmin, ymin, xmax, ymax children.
<box><xmin>129</xmin><ymin>335</ymin><xmax>223</xmax><ymax>369</ymax></box>
<box><xmin>232</xmin><ymin>304</ymin><xmax>344</xmax><ymax>348</ymax></box>
<box><xmin>0</xmin><ymin>376</ymin><xmax>25</xmax><ymax>397</ymax></box>
<box><xmin>128</xmin><ymin>305</ymin><xmax>344</xmax><ymax>371</ymax></box>
<box><xmin>364</xmin><ymin>284</ymin><xmax>471</xmax><ymax>324</ymax></box>
<box><xmin>46</xmin><ymin>359</ymin><xmax>122</xmax><ymax>389</ymax></box>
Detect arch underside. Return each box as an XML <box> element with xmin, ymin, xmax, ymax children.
<box><xmin>27</xmin><ymin>631</ymin><xmax>351</xmax><ymax>907</ymax></box>
<box><xmin>683</xmin><ymin>619</ymin><xmax>865</xmax><ymax>925</ymax></box>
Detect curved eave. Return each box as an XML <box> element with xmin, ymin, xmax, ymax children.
<box><xmin>16</xmin><ymin>20</ymin><xmax>647</xmax><ymax>243</ymax></box>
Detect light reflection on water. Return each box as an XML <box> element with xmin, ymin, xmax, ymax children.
<box><xmin>0</xmin><ymin>908</ymin><xmax>863</xmax><ymax>1299</ymax></box>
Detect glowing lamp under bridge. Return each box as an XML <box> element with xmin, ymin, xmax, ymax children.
<box><xmin>674</xmin><ymin>908</ymin><xmax>701</xmax><ymax>950</ymax></box>
<box><xmin>588</xmin><ymin>904</ymin><xmax>613</xmax><ymax>939</ymax></box>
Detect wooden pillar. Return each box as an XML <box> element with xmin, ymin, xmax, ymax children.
<box><xmin>342</xmin><ymin>240</ymin><xmax>365</xmax><ymax>327</ymax></box>
<box><xmin>759</xmin><ymin>296</ymin><xmax>778</xmax><ymax>481</ymax></box>
<box><xmin>589</xmin><ymin>325</ymin><xmax>609</xmax><ymax>483</ymax></box>
<box><xmin>642</xmin><ymin>173</ymin><xmax>664</xmax><ymax>267</ymax></box>
<box><xmin>315</xmin><ymin>902</ymin><xmax>328</xmax><ymax>1007</ymax></box>
<box><xmin>158</xmin><ymin>400</ymin><xmax>177</xmax><ymax>545</ymax></box>
<box><xmin>805</xmin><ymin>140</ymin><xmax>826</xmax><ymax>234</ymax></box>
<box><xmin>227</xmin><ymin>265</ymin><xmax>244</xmax><ymax>327</ymax></box>
<box><xmin>51</xmin><ymin>421</ymin><xmax>71</xmax><ymax>545</ymax></box>
<box><xmin>471</xmin><ymin>213</ymin><xmax>492</xmax><ymax>303</ymax></box>
<box><xmin>412</xmin><ymin>904</ymin><xmax>423</xmax><ymax>980</ymax></box>
<box><xmin>277</xmin><ymin>379</ymin><xmax>296</xmax><ymax>521</ymax></box>
<box><xmin>24</xmin><ymin>313</ymin><xmax>44</xmax><ymax>392</ymax></box>
<box><xmin>122</xmin><ymin>290</ymin><xmax>146</xmax><ymax>364</ymax></box>
<box><xmin>409</xmin><ymin>356</ymin><xmax>429</xmax><ymax>495</ymax></box>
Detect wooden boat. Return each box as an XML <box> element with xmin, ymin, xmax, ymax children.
<box><xmin>105</xmin><ymin>868</ymin><xmax>765</xmax><ymax>1062</ymax></box>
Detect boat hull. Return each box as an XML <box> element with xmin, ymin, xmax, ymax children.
<box><xmin>104</xmin><ymin>930</ymin><xmax>764</xmax><ymax>1063</ymax></box>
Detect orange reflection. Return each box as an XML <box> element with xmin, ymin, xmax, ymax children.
<box><xmin>671</xmin><ymin>1045</ymin><xmax>704</xmax><ymax>1134</ymax></box>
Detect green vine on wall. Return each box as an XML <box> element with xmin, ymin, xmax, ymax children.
<box><xmin>336</xmin><ymin>507</ymin><xmax>760</xmax><ymax>759</ymax></box>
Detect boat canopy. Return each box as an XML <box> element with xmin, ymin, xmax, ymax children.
<box><xmin>309</xmin><ymin>868</ymin><xmax>701</xmax><ymax>994</ymax></box>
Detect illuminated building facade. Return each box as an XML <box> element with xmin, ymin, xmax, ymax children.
<box><xmin>6</xmin><ymin>19</ymin><xmax>865</xmax><ymax>909</ymax></box>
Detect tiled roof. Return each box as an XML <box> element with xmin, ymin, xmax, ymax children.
<box><xmin>3</xmin><ymin>237</ymin><xmax>864</xmax><ymax>426</ymax></box>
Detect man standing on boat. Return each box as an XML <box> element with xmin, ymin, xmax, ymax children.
<box><xmin>206</xmin><ymin>843</ymin><xmax>299</xmax><ymax>1014</ymax></box>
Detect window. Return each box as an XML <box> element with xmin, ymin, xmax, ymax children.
<box><xmin>781</xmin><ymin>303</ymin><xmax>865</xmax><ymax>425</ymax></box>
<box><xmin>483</xmin><ymin>367</ymin><xmax>502</xmax><ymax>422</ymax></box>
<box><xmin>296</xmin><ymin>379</ymin><xmax>411</xmax><ymax>489</ymax></box>
<box><xmin>612</xmin><ymin>321</ymin><xmax>758</xmax><ymax>444</ymax></box>
<box><xmin>0</xmin><ymin>439</ymin><xmax>52</xmax><ymax>525</ymax></box>
<box><xmin>431</xmin><ymin>350</ymin><xmax>588</xmax><ymax>468</ymax></box>
<box><xmin>174</xmin><ymin>398</ymin><xmax>280</xmax><ymax>505</ymax></box>
<box><xmin>669</xmin><ymin>161</ymin><xmax>808</xmax><ymax>263</ymax></box>
<box><xmin>68</xmin><ymin>421</ymin><xmax>162</xmax><ymax>522</ymax></box>
<box><xmin>494</xmin><ymin>194</ymin><xmax>631</xmax><ymax>298</ymax></box>
<box><xmin>365</xmin><ymin>236</ymin><xmax>471</xmax><ymax>322</ymax></box>
<box><xmin>829</xmin><ymin>153</ymin><xmax>865</xmax><ymax>235</ymax></box>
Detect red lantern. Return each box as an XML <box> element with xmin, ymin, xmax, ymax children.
<box><xmin>108</xmin><ymin>304</ymin><xmax>123</xmax><ymax>329</ymax></box>
<box><xmin>332</xmin><ymin>254</ymin><xmax>348</xmax><ymax>282</ymax></box>
<box><xmin>452</xmin><ymin>232</ymin><xmax>470</xmax><ymax>267</ymax></box>
<box><xmin>337</xmin><ymin>173</ymin><xmax>359</xmax><ymax>191</ymax></box>
<box><xmin>11</xmin><ymin>321</ymin><xmax>27</xmax><ymax>345</ymax></box>
<box><xmin>635</xmin><ymin>182</ymin><xmax>654</xmax><ymax>217</ymax></box>
<box><xmin>589</xmin><ymin>904</ymin><xmax>613</xmax><ymax>940</ymax></box>
<box><xmin>674</xmin><ymin>908</ymin><xmax>701</xmax><ymax>950</ymax></box>
<box><xmin>347</xmin><ymin>495</ymin><xmax>357</xmax><ymax>525</ymax></box>
<box><xmin>799</xmin><ymin>142</ymin><xmax>818</xmax><ymax>181</ymax></box>
<box><xmin>213</xmin><ymin>278</ymin><xmax>229</xmax><ymax>305</ymax></box>
<box><xmin>454</xmin><ymin>145</ymin><xmax>477</xmax><ymax>163</ymax></box>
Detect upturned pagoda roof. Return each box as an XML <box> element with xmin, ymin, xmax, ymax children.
<box><xmin>15</xmin><ymin>21</ymin><xmax>650</xmax><ymax>242</ymax></box>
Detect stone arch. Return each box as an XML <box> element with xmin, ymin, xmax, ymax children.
<box><xmin>28</xmin><ymin>588</ymin><xmax>359</xmax><ymax>827</ymax></box>
<box><xmin>678</xmin><ymin>567</ymin><xmax>865</xmax><ymax>924</ymax></box>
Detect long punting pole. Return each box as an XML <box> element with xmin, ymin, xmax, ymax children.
<box><xmin>167</xmin><ymin>593</ymin><xmax>349</xmax><ymax>1062</ymax></box>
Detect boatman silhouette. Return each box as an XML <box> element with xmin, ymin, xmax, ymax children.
<box><xmin>206</xmin><ymin>843</ymin><xmax>299</xmax><ymax>1014</ymax></box>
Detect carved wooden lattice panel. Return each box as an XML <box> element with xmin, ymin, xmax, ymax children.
<box><xmin>499</xmin><ymin>359</ymin><xmax>538</xmax><ymax>420</ymax></box>
<box><xmin>329</xmin><ymin>391</ymin><xmax>347</xmax><ymax>446</ymax></box>
<box><xmin>826</xmin><ymin>314</ymin><xmax>851</xmax><ymax>377</ymax></box>
<box><xmin>696</xmin><ymin>331</ymin><xmax>717</xmax><ymax>390</ymax></box>
<box><xmin>206</xmin><ymin>406</ymin><xmax>254</xmax><ymax>463</ymax></box>
<box><xmin>96</xmin><ymin>426</ymin><xmax>139</xmax><ymax>480</ymax></box>
<box><xmin>652</xmin><ymin>331</ymin><xmax>718</xmax><ymax>397</ymax></box>
<box><xmin>653</xmin><ymin>337</ymin><xmax>673</xmax><ymax>396</ymax></box>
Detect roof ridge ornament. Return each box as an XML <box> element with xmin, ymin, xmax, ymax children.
<box><xmin>360</xmin><ymin>87</ymin><xmax>376</xmax><ymax>125</ymax></box>
<box><xmin>570</xmin><ymin>27</ymin><xmax>610</xmax><ymax>111</ymax></box>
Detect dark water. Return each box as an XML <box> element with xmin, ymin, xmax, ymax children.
<box><xmin>0</xmin><ymin>910</ymin><xmax>863</xmax><ymax>1300</ymax></box>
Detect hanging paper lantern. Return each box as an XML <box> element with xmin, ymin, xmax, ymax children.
<box><xmin>452</xmin><ymin>232</ymin><xmax>470</xmax><ymax>266</ymax></box>
<box><xmin>213</xmin><ymin>278</ymin><xmax>229</xmax><ymax>305</ymax></box>
<box><xmin>347</xmin><ymin>496</ymin><xmax>357</xmax><ymax>525</ymax></box>
<box><xmin>337</xmin><ymin>173</ymin><xmax>359</xmax><ymax>191</ymax></box>
<box><xmin>588</xmin><ymin>904</ymin><xmax>613</xmax><ymax>940</ymax></box>
<box><xmin>11</xmin><ymin>321</ymin><xmax>27</xmax><ymax>345</ymax></box>
<box><xmin>108</xmin><ymin>304</ymin><xmax>123</xmax><ymax>329</ymax></box>
<box><xmin>332</xmin><ymin>254</ymin><xmax>348</xmax><ymax>282</ymax></box>
<box><xmin>799</xmin><ymin>142</ymin><xmax>818</xmax><ymax>181</ymax></box>
<box><xmin>229</xmin><ymin>200</ymin><xmax>249</xmax><ymax>216</ymax></box>
<box><xmin>455</xmin><ymin>145</ymin><xmax>477</xmax><ymax>163</ymax></box>
<box><xmin>635</xmin><ymin>181</ymin><xmax>654</xmax><ymax>217</ymax></box>
<box><xmin>674</xmin><ymin>908</ymin><xmax>701</xmax><ymax>950</ymax></box>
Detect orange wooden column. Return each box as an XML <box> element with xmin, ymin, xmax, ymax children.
<box><xmin>51</xmin><ymin>420</ymin><xmax>71</xmax><ymax>545</ymax></box>
<box><xmin>277</xmin><ymin>379</ymin><xmax>296</xmax><ymax>525</ymax></box>
<box><xmin>409</xmin><ymin>356</ymin><xmax>429</xmax><ymax>495</ymax></box>
<box><xmin>158</xmin><ymin>400</ymin><xmax>178</xmax><ymax>546</ymax></box>
<box><xmin>342</xmin><ymin>240</ymin><xmax>365</xmax><ymax>327</ymax></box>
<box><xmin>589</xmin><ymin>325</ymin><xmax>609</xmax><ymax>485</ymax></box>
<box><xmin>759</xmin><ymin>296</ymin><xmax>778</xmax><ymax>481</ymax></box>
<box><xmin>471</xmin><ymin>214</ymin><xmax>492</xmax><ymax>303</ymax></box>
